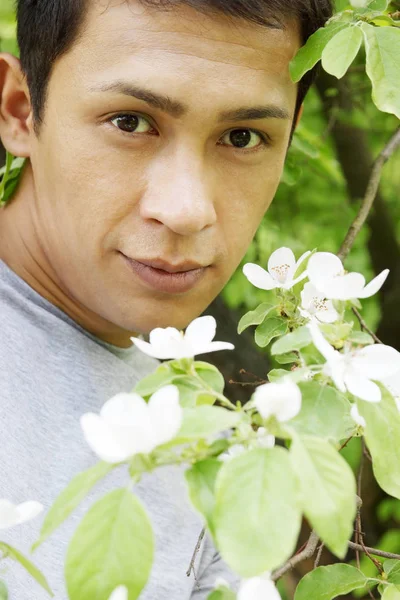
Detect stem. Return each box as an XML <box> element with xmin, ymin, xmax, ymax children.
<box><xmin>186</xmin><ymin>527</ymin><xmax>206</xmax><ymax>585</ymax></box>
<box><xmin>348</xmin><ymin>543</ymin><xmax>400</xmax><ymax>561</ymax></box>
<box><xmin>352</xmin><ymin>307</ymin><xmax>383</xmax><ymax>345</ymax></box>
<box><xmin>338</xmin><ymin>127</ymin><xmax>400</xmax><ymax>262</ymax></box>
<box><xmin>271</xmin><ymin>531</ymin><xmax>319</xmax><ymax>581</ymax></box>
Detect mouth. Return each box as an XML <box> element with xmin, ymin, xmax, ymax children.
<box><xmin>119</xmin><ymin>253</ymin><xmax>209</xmax><ymax>294</ymax></box>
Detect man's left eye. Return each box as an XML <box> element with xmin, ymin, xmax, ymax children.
<box><xmin>110</xmin><ymin>114</ymin><xmax>153</xmax><ymax>134</ymax></box>
<box><xmin>219</xmin><ymin>129</ymin><xmax>269</xmax><ymax>150</ymax></box>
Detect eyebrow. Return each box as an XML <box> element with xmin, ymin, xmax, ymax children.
<box><xmin>90</xmin><ymin>81</ymin><xmax>291</xmax><ymax>121</ymax></box>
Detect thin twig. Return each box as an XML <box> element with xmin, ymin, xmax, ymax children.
<box><xmin>272</xmin><ymin>531</ymin><xmax>319</xmax><ymax>581</ymax></box>
<box><xmin>338</xmin><ymin>127</ymin><xmax>400</xmax><ymax>262</ymax></box>
<box><xmin>314</xmin><ymin>543</ymin><xmax>325</xmax><ymax>569</ymax></box>
<box><xmin>186</xmin><ymin>527</ymin><xmax>206</xmax><ymax>586</ymax></box>
<box><xmin>348</xmin><ymin>542</ymin><xmax>400</xmax><ymax>561</ymax></box>
<box><xmin>352</xmin><ymin>307</ymin><xmax>383</xmax><ymax>344</ymax></box>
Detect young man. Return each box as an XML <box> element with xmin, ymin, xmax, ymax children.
<box><xmin>0</xmin><ymin>0</ymin><xmax>332</xmax><ymax>597</ymax></box>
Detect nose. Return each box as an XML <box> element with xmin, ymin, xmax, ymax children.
<box><xmin>139</xmin><ymin>149</ymin><xmax>217</xmax><ymax>236</ymax></box>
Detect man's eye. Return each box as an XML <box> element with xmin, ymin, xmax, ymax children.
<box><xmin>220</xmin><ymin>129</ymin><xmax>269</xmax><ymax>150</ymax></box>
<box><xmin>110</xmin><ymin>114</ymin><xmax>153</xmax><ymax>134</ymax></box>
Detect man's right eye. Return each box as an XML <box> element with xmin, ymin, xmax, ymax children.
<box><xmin>110</xmin><ymin>114</ymin><xmax>154</xmax><ymax>134</ymax></box>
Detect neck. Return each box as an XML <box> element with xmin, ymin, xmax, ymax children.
<box><xmin>0</xmin><ymin>164</ymin><xmax>136</xmax><ymax>348</ymax></box>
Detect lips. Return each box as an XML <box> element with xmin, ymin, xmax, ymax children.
<box><xmin>120</xmin><ymin>253</ymin><xmax>208</xmax><ymax>294</ymax></box>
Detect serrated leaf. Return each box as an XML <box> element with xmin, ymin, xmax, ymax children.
<box><xmin>134</xmin><ymin>363</ymin><xmax>177</xmax><ymax>397</ymax></box>
<box><xmin>368</xmin><ymin>0</ymin><xmax>389</xmax><ymax>10</ymax></box>
<box><xmin>65</xmin><ymin>489</ymin><xmax>154</xmax><ymax>600</ymax></box>
<box><xmin>294</xmin><ymin>564</ymin><xmax>368</xmax><ymax>600</ymax></box>
<box><xmin>237</xmin><ymin>303</ymin><xmax>276</xmax><ymax>334</ymax></box>
<box><xmin>271</xmin><ymin>325</ymin><xmax>311</xmax><ymax>355</ymax></box>
<box><xmin>357</xmin><ymin>387</ymin><xmax>400</xmax><ymax>499</ymax></box>
<box><xmin>290</xmin><ymin>22</ymin><xmax>351</xmax><ymax>82</ymax></box>
<box><xmin>255</xmin><ymin>317</ymin><xmax>288</xmax><ymax>348</ymax></box>
<box><xmin>384</xmin><ymin>559</ymin><xmax>400</xmax><ymax>584</ymax></box>
<box><xmin>185</xmin><ymin>459</ymin><xmax>222</xmax><ymax>535</ymax></box>
<box><xmin>214</xmin><ymin>447</ymin><xmax>301</xmax><ymax>577</ymax></box>
<box><xmin>290</xmin><ymin>434</ymin><xmax>357</xmax><ymax>557</ymax></box>
<box><xmin>322</xmin><ymin>25</ymin><xmax>363</xmax><ymax>78</ymax></box>
<box><xmin>362</xmin><ymin>23</ymin><xmax>400</xmax><ymax>118</ymax></box>
<box><xmin>0</xmin><ymin>543</ymin><xmax>53</xmax><ymax>596</ymax></box>
<box><xmin>290</xmin><ymin>382</ymin><xmax>353</xmax><ymax>441</ymax></box>
<box><xmin>32</xmin><ymin>461</ymin><xmax>113</xmax><ymax>552</ymax></box>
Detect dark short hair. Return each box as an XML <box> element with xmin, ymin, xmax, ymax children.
<box><xmin>16</xmin><ymin>0</ymin><xmax>333</xmax><ymax>128</ymax></box>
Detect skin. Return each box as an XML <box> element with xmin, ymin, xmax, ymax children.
<box><xmin>0</xmin><ymin>0</ymin><xmax>302</xmax><ymax>348</ymax></box>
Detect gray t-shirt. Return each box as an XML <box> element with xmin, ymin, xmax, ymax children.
<box><xmin>0</xmin><ymin>259</ymin><xmax>239</xmax><ymax>599</ymax></box>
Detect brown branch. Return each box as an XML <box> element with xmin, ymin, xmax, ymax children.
<box><xmin>186</xmin><ymin>527</ymin><xmax>206</xmax><ymax>586</ymax></box>
<box><xmin>348</xmin><ymin>542</ymin><xmax>400</xmax><ymax>561</ymax></box>
<box><xmin>271</xmin><ymin>531</ymin><xmax>319</xmax><ymax>581</ymax></box>
<box><xmin>352</xmin><ymin>307</ymin><xmax>383</xmax><ymax>345</ymax></box>
<box><xmin>338</xmin><ymin>127</ymin><xmax>400</xmax><ymax>262</ymax></box>
<box><xmin>314</xmin><ymin>543</ymin><xmax>325</xmax><ymax>569</ymax></box>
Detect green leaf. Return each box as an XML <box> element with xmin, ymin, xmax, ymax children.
<box><xmin>322</xmin><ymin>25</ymin><xmax>363</xmax><ymax>79</ymax></box>
<box><xmin>294</xmin><ymin>564</ymin><xmax>368</xmax><ymax>600</ymax></box>
<box><xmin>0</xmin><ymin>581</ymin><xmax>7</xmax><ymax>600</ymax></box>
<box><xmin>290</xmin><ymin>382</ymin><xmax>353</xmax><ymax>442</ymax></box>
<box><xmin>268</xmin><ymin>368</ymin><xmax>291</xmax><ymax>382</ymax></box>
<box><xmin>357</xmin><ymin>387</ymin><xmax>400</xmax><ymax>499</ymax></box>
<box><xmin>368</xmin><ymin>0</ymin><xmax>389</xmax><ymax>10</ymax></box>
<box><xmin>290</xmin><ymin>434</ymin><xmax>357</xmax><ymax>557</ymax></box>
<box><xmin>384</xmin><ymin>559</ymin><xmax>400</xmax><ymax>584</ymax></box>
<box><xmin>255</xmin><ymin>317</ymin><xmax>288</xmax><ymax>348</ymax></box>
<box><xmin>195</xmin><ymin>361</ymin><xmax>225</xmax><ymax>402</ymax></box>
<box><xmin>134</xmin><ymin>363</ymin><xmax>177</xmax><ymax>397</ymax></box>
<box><xmin>0</xmin><ymin>154</ymin><xmax>25</xmax><ymax>206</ymax></box>
<box><xmin>382</xmin><ymin>586</ymin><xmax>400</xmax><ymax>600</ymax></box>
<box><xmin>275</xmin><ymin>351</ymin><xmax>299</xmax><ymax>365</ymax></box>
<box><xmin>0</xmin><ymin>543</ymin><xmax>53</xmax><ymax>596</ymax></box>
<box><xmin>171</xmin><ymin>406</ymin><xmax>242</xmax><ymax>444</ymax></box>
<box><xmin>185</xmin><ymin>459</ymin><xmax>222</xmax><ymax>535</ymax></box>
<box><xmin>237</xmin><ymin>303</ymin><xmax>276</xmax><ymax>334</ymax></box>
<box><xmin>32</xmin><ymin>461</ymin><xmax>113</xmax><ymax>552</ymax></box>
<box><xmin>362</xmin><ymin>23</ymin><xmax>400</xmax><ymax>118</ymax></box>
<box><xmin>348</xmin><ymin>331</ymin><xmax>375</xmax><ymax>345</ymax></box>
<box><xmin>213</xmin><ymin>447</ymin><xmax>301</xmax><ymax>577</ymax></box>
<box><xmin>290</xmin><ymin>22</ymin><xmax>351</xmax><ymax>82</ymax></box>
<box><xmin>271</xmin><ymin>325</ymin><xmax>311</xmax><ymax>355</ymax></box>
<box><xmin>65</xmin><ymin>489</ymin><xmax>154</xmax><ymax>600</ymax></box>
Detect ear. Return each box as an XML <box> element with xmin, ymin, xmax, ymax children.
<box><xmin>294</xmin><ymin>104</ymin><xmax>304</xmax><ymax>129</ymax></box>
<box><xmin>0</xmin><ymin>53</ymin><xmax>33</xmax><ymax>158</ymax></box>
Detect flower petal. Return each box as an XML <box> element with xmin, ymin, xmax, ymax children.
<box><xmin>238</xmin><ymin>576</ymin><xmax>282</xmax><ymax>600</ymax></box>
<box><xmin>243</xmin><ymin>263</ymin><xmax>277</xmax><ymax>290</ymax></box>
<box><xmin>253</xmin><ymin>380</ymin><xmax>302</xmax><ymax>422</ymax></box>
<box><xmin>200</xmin><ymin>341</ymin><xmax>235</xmax><ymax>355</ymax></box>
<box><xmin>307</xmin><ymin>252</ymin><xmax>344</xmax><ymax>283</ymax></box>
<box><xmin>350</xmin><ymin>404</ymin><xmax>366</xmax><ymax>428</ymax></box>
<box><xmin>108</xmin><ymin>586</ymin><xmax>128</xmax><ymax>600</ymax></box>
<box><xmin>15</xmin><ymin>501</ymin><xmax>44</xmax><ymax>526</ymax></box>
<box><xmin>359</xmin><ymin>269</ymin><xmax>390</xmax><ymax>299</ymax></box>
<box><xmin>185</xmin><ymin>316</ymin><xmax>216</xmax><ymax>347</ymax></box>
<box><xmin>0</xmin><ymin>500</ymin><xmax>20</xmax><ymax>529</ymax></box>
<box><xmin>100</xmin><ymin>393</ymin><xmax>148</xmax><ymax>426</ymax></box>
<box><xmin>148</xmin><ymin>385</ymin><xmax>183</xmax><ymax>446</ymax></box>
<box><xmin>316</xmin><ymin>303</ymin><xmax>339</xmax><ymax>324</ymax></box>
<box><xmin>307</xmin><ymin>322</ymin><xmax>337</xmax><ymax>361</ymax></box>
<box><xmin>351</xmin><ymin>344</ymin><xmax>400</xmax><ymax>380</ymax></box>
<box><xmin>344</xmin><ymin>369</ymin><xmax>381</xmax><ymax>403</ymax></box>
<box><xmin>80</xmin><ymin>413</ymin><xmax>137</xmax><ymax>463</ymax></box>
<box><xmin>314</xmin><ymin>272</ymin><xmax>366</xmax><ymax>300</ymax></box>
<box><xmin>268</xmin><ymin>247</ymin><xmax>296</xmax><ymax>284</ymax></box>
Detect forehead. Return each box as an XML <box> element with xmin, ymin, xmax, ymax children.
<box><xmin>56</xmin><ymin>0</ymin><xmax>301</xmax><ymax>115</ymax></box>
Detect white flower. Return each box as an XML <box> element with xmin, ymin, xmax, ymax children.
<box><xmin>381</xmin><ymin>371</ymin><xmax>400</xmax><ymax>411</ymax></box>
<box><xmin>238</xmin><ymin>572</ymin><xmax>281</xmax><ymax>600</ymax></box>
<box><xmin>307</xmin><ymin>252</ymin><xmax>389</xmax><ymax>301</ymax></box>
<box><xmin>243</xmin><ymin>247</ymin><xmax>310</xmax><ymax>291</ymax></box>
<box><xmin>253</xmin><ymin>380</ymin><xmax>302</xmax><ymax>423</ymax></box>
<box><xmin>256</xmin><ymin>427</ymin><xmax>276</xmax><ymax>449</ymax></box>
<box><xmin>299</xmin><ymin>282</ymin><xmax>339</xmax><ymax>323</ymax></box>
<box><xmin>308</xmin><ymin>322</ymin><xmax>400</xmax><ymax>403</ymax></box>
<box><xmin>131</xmin><ymin>316</ymin><xmax>234</xmax><ymax>360</ymax></box>
<box><xmin>219</xmin><ymin>444</ymin><xmax>246</xmax><ymax>462</ymax></box>
<box><xmin>350</xmin><ymin>404</ymin><xmax>366</xmax><ymax>428</ymax></box>
<box><xmin>80</xmin><ymin>385</ymin><xmax>183</xmax><ymax>464</ymax></box>
<box><xmin>213</xmin><ymin>577</ymin><xmax>231</xmax><ymax>589</ymax></box>
<box><xmin>108</xmin><ymin>586</ymin><xmax>128</xmax><ymax>600</ymax></box>
<box><xmin>0</xmin><ymin>499</ymin><xmax>43</xmax><ymax>530</ymax></box>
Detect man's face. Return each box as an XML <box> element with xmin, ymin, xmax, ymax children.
<box><xmin>27</xmin><ymin>0</ymin><xmax>301</xmax><ymax>335</ymax></box>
